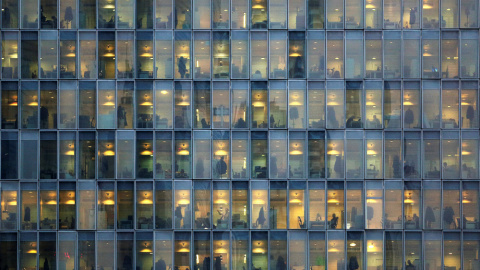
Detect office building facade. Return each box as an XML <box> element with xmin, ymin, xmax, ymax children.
<box><xmin>0</xmin><ymin>0</ymin><xmax>480</xmax><ymax>269</ymax></box>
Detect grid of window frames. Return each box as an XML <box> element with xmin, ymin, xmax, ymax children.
<box><xmin>1</xmin><ymin>0</ymin><xmax>480</xmax><ymax>269</ymax></box>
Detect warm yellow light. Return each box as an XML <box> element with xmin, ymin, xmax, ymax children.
<box><xmin>366</xmin><ymin>3</ymin><xmax>376</xmax><ymax>8</ymax></box>
<box><xmin>140</xmin><ymin>53</ymin><xmax>153</xmax><ymax>58</ymax></box>
<box><xmin>252</xmin><ymin>101</ymin><xmax>265</xmax><ymax>107</ymax></box>
<box><xmin>366</xmin><ymin>101</ymin><xmax>376</xmax><ymax>106</ymax></box>
<box><xmin>177</xmin><ymin>101</ymin><xmax>190</xmax><ymax>106</ymax></box>
<box><xmin>404</xmin><ymin>198</ymin><xmax>414</xmax><ymax>204</ymax></box>
<box><xmin>423</xmin><ymin>4</ymin><xmax>433</xmax><ymax>9</ymax></box>
<box><xmin>103</xmin><ymin>4</ymin><xmax>115</xmax><ymax>8</ymax></box>
<box><xmin>66</xmin><ymin>52</ymin><xmax>76</xmax><ymax>57</ymax></box>
<box><xmin>463</xmin><ymin>199</ymin><xmax>471</xmax><ymax>204</ymax></box>
<box><xmin>289</xmin><ymin>150</ymin><xmax>303</xmax><ymax>155</ymax></box>
<box><xmin>252</xmin><ymin>248</ymin><xmax>265</xmax><ymax>253</ymax></box>
<box><xmin>140</xmin><ymin>248</ymin><xmax>153</xmax><ymax>253</ymax></box>
<box><xmin>214</xmin><ymin>199</ymin><xmax>228</xmax><ymax>204</ymax></box>
<box><xmin>327</xmin><ymin>150</ymin><xmax>340</xmax><ymax>155</ymax></box>
<box><xmin>28</xmin><ymin>102</ymin><xmax>38</xmax><ymax>106</ymax></box>
<box><xmin>178</xmin><ymin>248</ymin><xmax>190</xmax><ymax>253</ymax></box>
<box><xmin>328</xmin><ymin>247</ymin><xmax>340</xmax><ymax>252</ymax></box>
<box><xmin>327</xmin><ymin>198</ymin><xmax>340</xmax><ymax>204</ymax></box>
<box><xmin>103</xmin><ymin>52</ymin><xmax>115</xmax><ymax>57</ymax></box>
<box><xmin>161</xmin><ymin>90</ymin><xmax>169</xmax><ymax>95</ymax></box>
<box><xmin>140</xmin><ymin>199</ymin><xmax>153</xmax><ymax>205</ymax></box>
<box><xmin>461</xmin><ymin>102</ymin><xmax>471</xmax><ymax>105</ymax></box>
<box><xmin>177</xmin><ymin>149</ymin><xmax>190</xmax><ymax>156</ymax></box>
<box><xmin>103</xmin><ymin>199</ymin><xmax>115</xmax><ymax>205</ymax></box>
<box><xmin>350</xmin><ymin>242</ymin><xmax>357</xmax><ymax>247</ymax></box>
<box><xmin>289</xmin><ymin>198</ymin><xmax>302</xmax><ymax>204</ymax></box>
<box><xmin>215</xmin><ymin>150</ymin><xmax>228</xmax><ymax>156</ymax></box>
<box><xmin>27</xmin><ymin>249</ymin><xmax>38</xmax><ymax>254</ymax></box>
<box><xmin>403</xmin><ymin>101</ymin><xmax>414</xmax><ymax>106</ymax></box>
<box><xmin>327</xmin><ymin>101</ymin><xmax>340</xmax><ymax>106</ymax></box>
<box><xmin>104</xmin><ymin>150</ymin><xmax>115</xmax><ymax>156</ymax></box>
<box><xmin>65</xmin><ymin>150</ymin><xmax>75</xmax><ymax>156</ymax></box>
<box><xmin>103</xmin><ymin>101</ymin><xmax>115</xmax><ymax>106</ymax></box>
<box><xmin>462</xmin><ymin>151</ymin><xmax>472</xmax><ymax>156</ymax></box>
<box><xmin>215</xmin><ymin>248</ymin><xmax>228</xmax><ymax>253</ymax></box>
<box><xmin>7</xmin><ymin>201</ymin><xmax>17</xmax><ymax>206</ymax></box>
<box><xmin>289</xmin><ymin>52</ymin><xmax>302</xmax><ymax>57</ymax></box>
<box><xmin>178</xmin><ymin>199</ymin><xmax>190</xmax><ymax>205</ymax></box>
<box><xmin>423</xmin><ymin>52</ymin><xmax>432</xmax><ymax>56</ymax></box>
<box><xmin>289</xmin><ymin>101</ymin><xmax>303</xmax><ymax>106</ymax></box>
<box><xmin>141</xmin><ymin>150</ymin><xmax>153</xmax><ymax>156</ymax></box>
<box><xmin>65</xmin><ymin>199</ymin><xmax>76</xmax><ymax>205</ymax></box>
<box><xmin>366</xmin><ymin>198</ymin><xmax>377</xmax><ymax>203</ymax></box>
<box><xmin>252</xmin><ymin>4</ymin><xmax>264</xmax><ymax>8</ymax></box>
<box><xmin>140</xmin><ymin>101</ymin><xmax>153</xmax><ymax>106</ymax></box>
<box><xmin>367</xmin><ymin>150</ymin><xmax>377</xmax><ymax>155</ymax></box>
<box><xmin>46</xmin><ymin>200</ymin><xmax>57</xmax><ymax>205</ymax></box>
<box><xmin>252</xmin><ymin>199</ymin><xmax>265</xmax><ymax>205</ymax></box>
<box><xmin>9</xmin><ymin>102</ymin><xmax>18</xmax><ymax>106</ymax></box>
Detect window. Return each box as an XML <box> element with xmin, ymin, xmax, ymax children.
<box><xmin>345</xmin><ymin>31</ymin><xmax>363</xmax><ymax>79</ymax></box>
<box><xmin>117</xmin><ymin>131</ymin><xmax>135</xmax><ymax>179</ymax></box>
<box><xmin>156</xmin><ymin>132</ymin><xmax>173</xmax><ymax>179</ymax></box>
<box><xmin>251</xmin><ymin>132</ymin><xmax>268</xmax><ymax>179</ymax></box>
<box><xmin>384</xmin><ymin>132</ymin><xmax>401</xmax><ymax>178</ymax></box>
<box><xmin>327</xmin><ymin>182</ymin><xmax>344</xmax><ymax>229</ymax></box>
<box><xmin>423</xmin><ymin>181</ymin><xmax>441</xmax><ymax>229</ymax></box>
<box><xmin>97</xmin><ymin>182</ymin><xmax>115</xmax><ymax>230</ymax></box>
<box><xmin>366</xmin><ymin>181</ymin><xmax>383</xmax><ymax>229</ymax></box>
<box><xmin>326</xmin><ymin>32</ymin><xmax>343</xmax><ymax>78</ymax></box>
<box><xmin>232</xmin><ymin>182</ymin><xmax>249</xmax><ymax>229</ymax></box>
<box><xmin>404</xmin><ymin>182</ymin><xmax>421</xmax><ymax>229</ymax></box>
<box><xmin>117</xmin><ymin>181</ymin><xmax>134</xmax><ymax>230</ymax></box>
<box><xmin>137</xmin><ymin>131</ymin><xmax>154</xmax><ymax>178</ymax></box>
<box><xmin>59</xmin><ymin>182</ymin><xmax>76</xmax><ymax>229</ymax></box>
<box><xmin>251</xmin><ymin>32</ymin><xmax>268</xmax><ymax>79</ymax></box>
<box><xmin>251</xmin><ymin>181</ymin><xmax>268</xmax><ymax>229</ymax></box>
<box><xmin>175</xmin><ymin>132</ymin><xmax>191</xmax><ymax>178</ymax></box>
<box><xmin>193</xmin><ymin>131</ymin><xmax>211</xmax><ymax>179</ymax></box>
<box><xmin>308</xmin><ymin>182</ymin><xmax>325</xmax><ymax>229</ymax></box>
<box><xmin>1</xmin><ymin>32</ymin><xmax>19</xmax><ymax>79</ymax></box>
<box><xmin>289</xmin><ymin>181</ymin><xmax>306</xmax><ymax>229</ymax></box>
<box><xmin>39</xmin><ymin>182</ymin><xmax>57</xmax><ymax>230</ymax></box>
<box><xmin>193</xmin><ymin>32</ymin><xmax>211</xmax><ymax>80</ymax></box>
<box><xmin>117</xmin><ymin>81</ymin><xmax>134</xmax><ymax>129</ymax></box>
<box><xmin>213</xmin><ymin>182</ymin><xmax>230</xmax><ymax>229</ymax></box>
<box><xmin>155</xmin><ymin>81</ymin><xmax>173</xmax><ymax>128</ymax></box>
<box><xmin>385</xmin><ymin>182</ymin><xmax>402</xmax><ymax>229</ymax></box>
<box><xmin>174</xmin><ymin>181</ymin><xmax>192</xmax><ymax>229</ymax></box>
<box><xmin>40</xmin><ymin>132</ymin><xmax>57</xmax><ymax>179</ymax></box>
<box><xmin>98</xmin><ymin>232</ymin><xmax>115</xmax><ymax>268</ymax></box>
<box><xmin>307</xmin><ymin>32</ymin><xmax>325</xmax><ymax>79</ymax></box>
<box><xmin>175</xmin><ymin>32</ymin><xmax>192</xmax><ymax>78</ymax></box>
<box><xmin>270</xmin><ymin>181</ymin><xmax>287</xmax><ymax>229</ymax></box>
<box><xmin>136</xmin><ymin>32</ymin><xmax>154</xmax><ymax>78</ymax></box>
<box><xmin>59</xmin><ymin>81</ymin><xmax>77</xmax><ymax>128</ymax></box>
<box><xmin>346</xmin><ymin>182</ymin><xmax>363</xmax><ymax>229</ymax></box>
<box><xmin>137</xmin><ymin>182</ymin><xmax>154</xmax><ymax>229</ymax></box>
<box><xmin>213</xmin><ymin>131</ymin><xmax>230</xmax><ymax>178</ymax></box>
<box><xmin>117</xmin><ymin>32</ymin><xmax>135</xmax><ymax>78</ymax></box>
<box><xmin>59</xmin><ymin>132</ymin><xmax>76</xmax><ymax>179</ymax></box>
<box><xmin>79</xmin><ymin>32</ymin><xmax>97</xmax><ymax>78</ymax></box>
<box><xmin>21</xmin><ymin>32</ymin><xmax>39</xmax><ymax>79</ymax></box>
<box><xmin>78</xmin><ymin>182</ymin><xmax>95</xmax><ymax>230</ymax></box>
<box><xmin>174</xmin><ymin>82</ymin><xmax>192</xmax><ymax>128</ymax></box>
<box><xmin>155</xmin><ymin>182</ymin><xmax>173</xmax><ymax>229</ymax></box>
<box><xmin>98</xmin><ymin>31</ymin><xmax>116</xmax><ymax>78</ymax></box>
<box><xmin>98</xmin><ymin>131</ymin><xmax>115</xmax><ymax>179</ymax></box>
<box><xmin>21</xmin><ymin>183</ymin><xmax>37</xmax><ymax>230</ymax></box>
<box><xmin>60</xmin><ymin>31</ymin><xmax>77</xmax><ymax>79</ymax></box>
<box><xmin>213</xmin><ymin>32</ymin><xmax>230</xmax><ymax>79</ymax></box>
<box><xmin>156</xmin><ymin>31</ymin><xmax>173</xmax><ymax>79</ymax></box>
